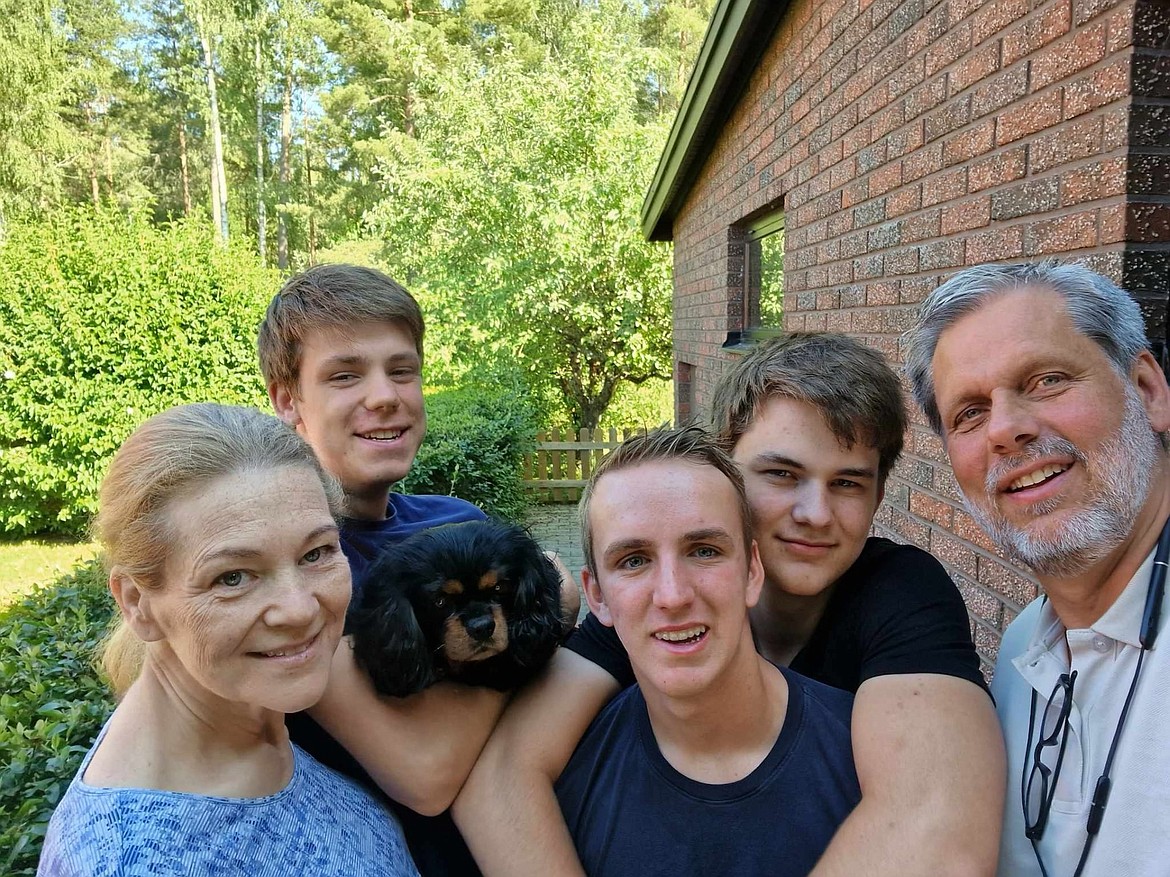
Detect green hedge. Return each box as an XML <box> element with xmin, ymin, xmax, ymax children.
<box><xmin>402</xmin><ymin>383</ymin><xmax>538</xmax><ymax>521</ymax></box>
<box><xmin>0</xmin><ymin>208</ymin><xmax>278</xmax><ymax>537</ymax></box>
<box><xmin>0</xmin><ymin>561</ymin><xmax>116</xmax><ymax>876</ymax></box>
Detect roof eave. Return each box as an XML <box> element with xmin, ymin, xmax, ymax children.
<box><xmin>640</xmin><ymin>0</ymin><xmax>788</xmax><ymax>242</ymax></box>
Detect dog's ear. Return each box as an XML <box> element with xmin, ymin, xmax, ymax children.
<box><xmin>508</xmin><ymin>544</ymin><xmax>570</xmax><ymax>667</ymax></box>
<box><xmin>348</xmin><ymin>589</ymin><xmax>436</xmax><ymax>697</ymax></box>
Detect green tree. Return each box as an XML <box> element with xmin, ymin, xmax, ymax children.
<box><xmin>369</xmin><ymin>1</ymin><xmax>673</xmax><ymax>429</ymax></box>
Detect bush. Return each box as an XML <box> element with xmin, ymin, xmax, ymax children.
<box><xmin>0</xmin><ymin>561</ymin><xmax>116</xmax><ymax>876</ymax></box>
<box><xmin>0</xmin><ymin>208</ymin><xmax>279</xmax><ymax>537</ymax></box>
<box><xmin>401</xmin><ymin>383</ymin><xmax>538</xmax><ymax>521</ymax></box>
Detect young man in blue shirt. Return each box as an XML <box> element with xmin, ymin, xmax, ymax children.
<box><xmin>258</xmin><ymin>264</ymin><xmax>577</xmax><ymax>875</ymax></box>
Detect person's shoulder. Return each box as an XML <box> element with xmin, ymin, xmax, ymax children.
<box><xmin>844</xmin><ymin>537</ymin><xmax>959</xmax><ymax>603</ymax></box>
<box><xmin>386</xmin><ymin>493</ymin><xmax>487</xmax><ymax>528</ymax></box>
<box><xmin>783</xmin><ymin>667</ymin><xmax>854</xmax><ymax>723</ymax></box>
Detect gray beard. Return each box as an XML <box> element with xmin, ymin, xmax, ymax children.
<box><xmin>963</xmin><ymin>388</ymin><xmax>1160</xmax><ymax>577</ymax></box>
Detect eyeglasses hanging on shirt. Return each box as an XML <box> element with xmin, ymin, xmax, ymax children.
<box><xmin>1020</xmin><ymin>514</ymin><xmax>1170</xmax><ymax>877</ymax></box>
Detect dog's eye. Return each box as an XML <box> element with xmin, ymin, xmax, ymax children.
<box><xmin>492</xmin><ymin>584</ymin><xmax>503</xmax><ymax>594</ymax></box>
<box><xmin>434</xmin><ymin>594</ymin><xmax>448</xmax><ymax>609</ymax></box>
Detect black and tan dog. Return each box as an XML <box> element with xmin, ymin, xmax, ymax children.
<box><xmin>348</xmin><ymin>520</ymin><xmax>570</xmax><ymax>697</ymax></box>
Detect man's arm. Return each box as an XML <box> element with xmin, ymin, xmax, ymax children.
<box><xmin>453</xmin><ymin>649</ymin><xmax>620</xmax><ymax>876</ymax></box>
<box><xmin>811</xmin><ymin>673</ymin><xmax>1005</xmax><ymax>877</ymax></box>
<box><xmin>308</xmin><ymin>638</ymin><xmax>508</xmax><ymax>816</ymax></box>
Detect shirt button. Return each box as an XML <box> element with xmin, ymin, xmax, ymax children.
<box><xmin>1092</xmin><ymin>637</ymin><xmax>1110</xmax><ymax>653</ymax></box>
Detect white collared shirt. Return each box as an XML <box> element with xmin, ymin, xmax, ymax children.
<box><xmin>992</xmin><ymin>547</ymin><xmax>1170</xmax><ymax>876</ymax></box>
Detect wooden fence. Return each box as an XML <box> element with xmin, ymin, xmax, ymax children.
<box><xmin>522</xmin><ymin>427</ymin><xmax>655</xmax><ymax>502</ymax></box>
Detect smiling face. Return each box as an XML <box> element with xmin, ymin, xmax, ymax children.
<box><xmin>931</xmin><ymin>287</ymin><xmax>1168</xmax><ymax>575</ymax></box>
<box><xmin>581</xmin><ymin>460</ymin><xmax>764</xmax><ymax>702</ymax></box>
<box><xmin>137</xmin><ymin>465</ymin><xmax>351</xmax><ymax>715</ymax></box>
<box><xmin>732</xmin><ymin>397</ymin><xmax>883</xmax><ymax>600</ymax></box>
<box><xmin>271</xmin><ymin>320</ymin><xmax>426</xmax><ymax>519</ymax></box>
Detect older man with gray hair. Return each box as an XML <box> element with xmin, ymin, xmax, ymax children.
<box><xmin>905</xmin><ymin>262</ymin><xmax>1170</xmax><ymax>877</ymax></box>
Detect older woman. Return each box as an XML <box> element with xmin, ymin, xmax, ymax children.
<box><xmin>38</xmin><ymin>403</ymin><xmax>418</xmax><ymax>877</ymax></box>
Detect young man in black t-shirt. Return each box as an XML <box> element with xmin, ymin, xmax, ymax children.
<box><xmin>455</xmin><ymin>332</ymin><xmax>1005</xmax><ymax>877</ymax></box>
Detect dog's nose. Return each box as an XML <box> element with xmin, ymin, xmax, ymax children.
<box><xmin>464</xmin><ymin>614</ymin><xmax>497</xmax><ymax>642</ymax></box>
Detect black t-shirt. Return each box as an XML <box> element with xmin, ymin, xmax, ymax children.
<box><xmin>555</xmin><ymin>666</ymin><xmax>862</xmax><ymax>876</ymax></box>
<box><xmin>565</xmin><ymin>537</ymin><xmax>986</xmax><ymax>693</ymax></box>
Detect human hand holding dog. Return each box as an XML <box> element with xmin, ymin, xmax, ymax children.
<box><xmin>308</xmin><ymin>637</ymin><xmax>507</xmax><ymax>816</ymax></box>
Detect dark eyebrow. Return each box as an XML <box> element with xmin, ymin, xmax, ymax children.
<box><xmin>752</xmin><ymin>453</ymin><xmax>805</xmax><ymax>470</ymax></box>
<box><xmin>836</xmin><ymin>467</ymin><xmax>877</xmax><ymax>480</ymax></box>
<box><xmin>684</xmin><ymin>527</ymin><xmax>734</xmax><ymax>544</ymax></box>
<box><xmin>317</xmin><ymin>354</ymin><xmax>365</xmax><ymax>370</ymax></box>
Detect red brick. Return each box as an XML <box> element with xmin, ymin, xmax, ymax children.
<box><xmin>865</xmin><ymin>280</ymin><xmax>901</xmax><ymax>305</ymax></box>
<box><xmin>932</xmin><ymin>531</ymin><xmax>979</xmax><ymax>577</ymax></box>
<box><xmin>1101</xmin><ymin>202</ymin><xmax>1127</xmax><ymax>244</ymax></box>
<box><xmin>956</xmin><ymin>579</ymin><xmax>1006</xmax><ymax>628</ymax></box>
<box><xmin>968</xmin><ymin>146</ymin><xmax>1027</xmax><ymax>192</ymax></box>
<box><xmin>941</xmin><ymin>196</ymin><xmax>992</xmax><ymax>234</ymax></box>
<box><xmin>922</xmin><ymin>166</ymin><xmax>969</xmax><ymax>206</ymax></box>
<box><xmin>971</xmin><ymin>0</ymin><xmax>1030</xmax><ymax>44</ymax></box>
<box><xmin>1059</xmin><ymin>157</ymin><xmax>1127</xmax><ymax>206</ymax></box>
<box><xmin>1064</xmin><ymin>57</ymin><xmax>1132</xmax><ymax>119</ymax></box>
<box><xmin>1023</xmin><ymin>209</ymin><xmax>1099</xmax><ymax>254</ymax></box>
<box><xmin>953</xmin><ymin>508</ymin><xmax>1000</xmax><ymax>553</ymax></box>
<box><xmin>1003</xmin><ymin>3</ymin><xmax>1073</xmax><ymax>66</ymax></box>
<box><xmin>887</xmin><ymin>184</ymin><xmax>923</xmax><ymax>217</ymax></box>
<box><xmin>910</xmin><ymin>490</ymin><xmax>954</xmax><ymax>528</ymax></box>
<box><xmin>869</xmin><ymin>161</ymin><xmax>903</xmax><ymax>196</ymax></box>
<box><xmin>977</xmin><ymin>556</ymin><xmax>1039</xmax><ymax>609</ymax></box>
<box><xmin>995</xmin><ymin>90</ymin><xmax>1063</xmax><ymax>145</ymax></box>
<box><xmin>965</xmin><ymin>224</ymin><xmax>1025</xmax><ymax>262</ymax></box>
<box><xmin>950</xmin><ymin>41</ymin><xmax>1002</xmax><ymax>94</ymax></box>
<box><xmin>926</xmin><ymin>20</ymin><xmax>972</xmax><ymax>76</ymax></box>
<box><xmin>944</xmin><ymin>119</ymin><xmax>996</xmax><ymax>166</ymax></box>
<box><xmin>1031</xmin><ymin>22</ymin><xmax>1108</xmax><ymax>92</ymax></box>
<box><xmin>1030</xmin><ymin>114</ymin><xmax>1105</xmax><ymax>172</ymax></box>
<box><xmin>900</xmin><ymin>208</ymin><xmax>942</xmax><ymax>242</ymax></box>
<box><xmin>972</xmin><ymin>64</ymin><xmax>1030</xmax><ymax>119</ymax></box>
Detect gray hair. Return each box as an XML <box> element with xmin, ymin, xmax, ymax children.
<box><xmin>905</xmin><ymin>262</ymin><xmax>1150</xmax><ymax>434</ymax></box>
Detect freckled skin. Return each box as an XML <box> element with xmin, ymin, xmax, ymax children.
<box><xmin>141</xmin><ymin>465</ymin><xmax>351</xmax><ymax>716</ymax></box>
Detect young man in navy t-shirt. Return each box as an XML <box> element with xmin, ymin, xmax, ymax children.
<box><xmin>258</xmin><ymin>264</ymin><xmax>574</xmax><ymax>876</ymax></box>
<box><xmin>556</xmin><ymin>426</ymin><xmax>860</xmax><ymax>874</ymax></box>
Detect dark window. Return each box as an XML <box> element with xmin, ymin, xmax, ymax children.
<box><xmin>724</xmin><ymin>208</ymin><xmax>784</xmax><ymax>351</ymax></box>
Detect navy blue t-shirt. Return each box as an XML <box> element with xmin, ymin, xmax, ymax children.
<box><xmin>289</xmin><ymin>492</ymin><xmax>486</xmax><ymax>877</ymax></box>
<box><xmin>555</xmin><ymin>665</ymin><xmax>861</xmax><ymax>876</ymax></box>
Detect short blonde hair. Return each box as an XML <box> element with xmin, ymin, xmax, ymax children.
<box><xmin>95</xmin><ymin>403</ymin><xmax>341</xmax><ymax>693</ymax></box>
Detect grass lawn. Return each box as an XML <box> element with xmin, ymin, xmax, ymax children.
<box><xmin>0</xmin><ymin>538</ymin><xmax>99</xmax><ymax>607</ymax></box>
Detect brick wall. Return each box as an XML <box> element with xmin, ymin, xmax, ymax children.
<box><xmin>671</xmin><ymin>0</ymin><xmax>1170</xmax><ymax>672</ymax></box>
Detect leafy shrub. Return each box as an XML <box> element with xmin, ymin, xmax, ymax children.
<box><xmin>0</xmin><ymin>561</ymin><xmax>115</xmax><ymax>876</ymax></box>
<box><xmin>401</xmin><ymin>383</ymin><xmax>539</xmax><ymax>520</ymax></box>
<box><xmin>0</xmin><ymin>207</ymin><xmax>279</xmax><ymax>537</ymax></box>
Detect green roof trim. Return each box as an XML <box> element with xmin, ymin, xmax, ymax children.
<box><xmin>640</xmin><ymin>0</ymin><xmax>787</xmax><ymax>242</ymax></box>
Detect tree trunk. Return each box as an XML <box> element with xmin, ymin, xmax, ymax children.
<box><xmin>178</xmin><ymin>118</ymin><xmax>192</xmax><ymax>216</ymax></box>
<box><xmin>277</xmin><ymin>67</ymin><xmax>292</xmax><ymax>269</ymax></box>
<box><xmin>196</xmin><ymin>7</ymin><xmax>229</xmax><ymax>242</ymax></box>
<box><xmin>254</xmin><ymin>34</ymin><xmax>267</xmax><ymax>264</ymax></box>
<box><xmin>306</xmin><ymin>141</ymin><xmax>316</xmax><ymax>265</ymax></box>
<box><xmin>103</xmin><ymin>134</ymin><xmax>114</xmax><ymax>197</ymax></box>
<box><xmin>89</xmin><ymin>158</ymin><xmax>100</xmax><ymax>206</ymax></box>
<box><xmin>403</xmin><ymin>0</ymin><xmax>415</xmax><ymax>136</ymax></box>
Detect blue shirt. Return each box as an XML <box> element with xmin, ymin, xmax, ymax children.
<box><xmin>556</xmin><ymin>666</ymin><xmax>861</xmax><ymax>876</ymax></box>
<box><xmin>341</xmin><ymin>494</ymin><xmax>486</xmax><ymax>602</ymax></box>
<box><xmin>38</xmin><ymin>723</ymin><xmax>418</xmax><ymax>877</ymax></box>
